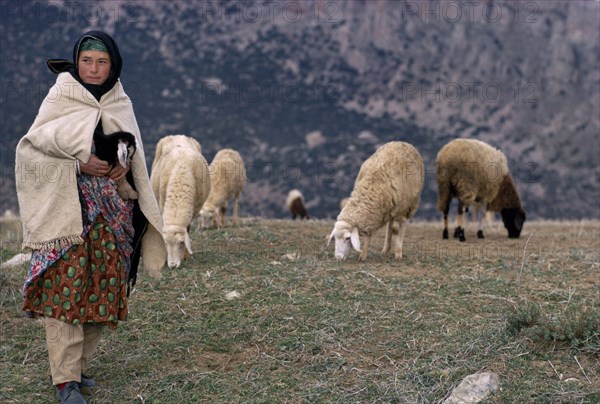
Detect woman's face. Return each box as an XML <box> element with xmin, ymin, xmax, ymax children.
<box><xmin>78</xmin><ymin>50</ymin><xmax>111</xmax><ymax>85</ymax></box>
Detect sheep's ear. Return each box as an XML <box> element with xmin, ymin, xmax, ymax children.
<box><xmin>184</xmin><ymin>232</ymin><xmax>193</xmax><ymax>255</ymax></box>
<box><xmin>350</xmin><ymin>227</ymin><xmax>361</xmax><ymax>252</ymax></box>
<box><xmin>152</xmin><ymin>138</ymin><xmax>164</xmax><ymax>167</ymax></box>
<box><xmin>215</xmin><ymin>210</ymin><xmax>224</xmax><ymax>228</ymax></box>
<box><xmin>327</xmin><ymin>229</ymin><xmax>336</xmax><ymax>245</ymax></box>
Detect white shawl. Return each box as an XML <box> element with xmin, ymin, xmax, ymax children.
<box><xmin>16</xmin><ymin>73</ymin><xmax>166</xmax><ymax>273</ymax></box>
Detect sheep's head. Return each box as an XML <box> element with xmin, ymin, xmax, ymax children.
<box><xmin>500</xmin><ymin>207</ymin><xmax>526</xmax><ymax>238</ymax></box>
<box><xmin>199</xmin><ymin>206</ymin><xmax>220</xmax><ymax>229</ymax></box>
<box><xmin>162</xmin><ymin>225</ymin><xmax>192</xmax><ymax>268</ymax></box>
<box><xmin>328</xmin><ymin>220</ymin><xmax>361</xmax><ymax>260</ymax></box>
<box><xmin>198</xmin><ymin>208</ymin><xmax>212</xmax><ymax>228</ymax></box>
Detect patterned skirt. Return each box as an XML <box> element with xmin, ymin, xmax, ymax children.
<box><xmin>22</xmin><ymin>173</ymin><xmax>134</xmax><ymax>329</ymax></box>
<box><xmin>22</xmin><ymin>215</ymin><xmax>128</xmax><ymax>328</ymax></box>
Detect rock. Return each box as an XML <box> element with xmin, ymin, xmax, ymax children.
<box><xmin>443</xmin><ymin>372</ymin><xmax>500</xmax><ymax>403</ymax></box>
<box><xmin>282</xmin><ymin>252</ymin><xmax>300</xmax><ymax>261</ymax></box>
<box><xmin>225</xmin><ymin>291</ymin><xmax>241</xmax><ymax>300</ymax></box>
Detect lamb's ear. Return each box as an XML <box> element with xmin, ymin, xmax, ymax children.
<box><xmin>350</xmin><ymin>227</ymin><xmax>361</xmax><ymax>252</ymax></box>
<box><xmin>117</xmin><ymin>141</ymin><xmax>128</xmax><ymax>167</ymax></box>
<box><xmin>184</xmin><ymin>232</ymin><xmax>193</xmax><ymax>255</ymax></box>
<box><xmin>128</xmin><ymin>143</ymin><xmax>137</xmax><ymax>159</ymax></box>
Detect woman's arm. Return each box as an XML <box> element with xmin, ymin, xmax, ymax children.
<box><xmin>79</xmin><ymin>155</ymin><xmax>111</xmax><ymax>177</ymax></box>
<box><xmin>79</xmin><ymin>154</ymin><xmax>130</xmax><ymax>180</ymax></box>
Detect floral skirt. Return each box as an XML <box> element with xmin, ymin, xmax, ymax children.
<box><xmin>22</xmin><ymin>214</ymin><xmax>128</xmax><ymax>328</ymax></box>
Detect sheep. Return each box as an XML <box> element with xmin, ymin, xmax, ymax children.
<box><xmin>199</xmin><ymin>148</ymin><xmax>246</xmax><ymax>229</ymax></box>
<box><xmin>286</xmin><ymin>189</ymin><xmax>310</xmax><ymax>220</ymax></box>
<box><xmin>150</xmin><ymin>135</ymin><xmax>211</xmax><ymax>268</ymax></box>
<box><xmin>328</xmin><ymin>141</ymin><xmax>424</xmax><ymax>261</ymax></box>
<box><xmin>436</xmin><ymin>138</ymin><xmax>526</xmax><ymax>242</ymax></box>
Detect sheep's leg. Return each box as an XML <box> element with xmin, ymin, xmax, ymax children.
<box><xmin>232</xmin><ymin>195</ymin><xmax>240</xmax><ymax>225</ymax></box>
<box><xmin>358</xmin><ymin>236</ymin><xmax>371</xmax><ymax>261</ymax></box>
<box><xmin>382</xmin><ymin>221</ymin><xmax>393</xmax><ymax>254</ymax></box>
<box><xmin>455</xmin><ymin>200</ymin><xmax>466</xmax><ymax>242</ymax></box>
<box><xmin>439</xmin><ymin>193</ymin><xmax>451</xmax><ymax>239</ymax></box>
<box><xmin>442</xmin><ymin>213</ymin><xmax>449</xmax><ymax>239</ymax></box>
<box><xmin>476</xmin><ymin>203</ymin><xmax>485</xmax><ymax>238</ymax></box>
<box><xmin>393</xmin><ymin>219</ymin><xmax>407</xmax><ymax>260</ymax></box>
<box><xmin>117</xmin><ymin>178</ymin><xmax>138</xmax><ymax>200</ymax></box>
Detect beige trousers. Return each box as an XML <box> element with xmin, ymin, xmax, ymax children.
<box><xmin>45</xmin><ymin>317</ymin><xmax>104</xmax><ymax>385</ymax></box>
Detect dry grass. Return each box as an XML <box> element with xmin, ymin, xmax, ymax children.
<box><xmin>1</xmin><ymin>218</ymin><xmax>599</xmax><ymax>403</ymax></box>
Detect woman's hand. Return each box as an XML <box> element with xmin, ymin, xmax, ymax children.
<box><xmin>108</xmin><ymin>162</ymin><xmax>130</xmax><ymax>181</ymax></box>
<box><xmin>79</xmin><ymin>155</ymin><xmax>111</xmax><ymax>177</ymax></box>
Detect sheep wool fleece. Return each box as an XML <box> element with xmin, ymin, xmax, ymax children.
<box><xmin>15</xmin><ymin>73</ymin><xmax>163</xmax><ymax>260</ymax></box>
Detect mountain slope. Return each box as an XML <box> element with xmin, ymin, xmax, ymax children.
<box><xmin>1</xmin><ymin>0</ymin><xmax>598</xmax><ymax>219</ymax></box>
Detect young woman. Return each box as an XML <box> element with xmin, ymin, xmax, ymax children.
<box><xmin>15</xmin><ymin>31</ymin><xmax>165</xmax><ymax>403</ymax></box>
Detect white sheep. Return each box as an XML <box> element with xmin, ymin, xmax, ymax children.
<box><xmin>200</xmin><ymin>148</ymin><xmax>246</xmax><ymax>229</ymax></box>
<box><xmin>150</xmin><ymin>135</ymin><xmax>211</xmax><ymax>268</ymax></box>
<box><xmin>436</xmin><ymin>138</ymin><xmax>526</xmax><ymax>242</ymax></box>
<box><xmin>286</xmin><ymin>189</ymin><xmax>310</xmax><ymax>220</ymax></box>
<box><xmin>328</xmin><ymin>141</ymin><xmax>424</xmax><ymax>261</ymax></box>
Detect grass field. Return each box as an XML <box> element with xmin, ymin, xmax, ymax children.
<box><xmin>1</xmin><ymin>218</ymin><xmax>598</xmax><ymax>403</ymax></box>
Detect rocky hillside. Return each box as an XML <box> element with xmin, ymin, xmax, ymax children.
<box><xmin>1</xmin><ymin>0</ymin><xmax>598</xmax><ymax>219</ymax></box>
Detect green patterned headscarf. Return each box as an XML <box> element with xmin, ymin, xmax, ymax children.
<box><xmin>80</xmin><ymin>37</ymin><xmax>108</xmax><ymax>52</ymax></box>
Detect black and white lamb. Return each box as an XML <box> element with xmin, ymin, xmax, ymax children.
<box><xmin>94</xmin><ymin>130</ymin><xmax>138</xmax><ymax>200</ymax></box>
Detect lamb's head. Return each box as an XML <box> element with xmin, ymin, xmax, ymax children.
<box><xmin>162</xmin><ymin>224</ymin><xmax>192</xmax><ymax>268</ymax></box>
<box><xmin>328</xmin><ymin>220</ymin><xmax>361</xmax><ymax>260</ymax></box>
<box><xmin>500</xmin><ymin>207</ymin><xmax>526</xmax><ymax>238</ymax></box>
<box><xmin>117</xmin><ymin>141</ymin><xmax>135</xmax><ymax>167</ymax></box>
<box><xmin>114</xmin><ymin>131</ymin><xmax>137</xmax><ymax>168</ymax></box>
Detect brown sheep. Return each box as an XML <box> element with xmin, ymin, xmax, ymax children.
<box><xmin>436</xmin><ymin>138</ymin><xmax>526</xmax><ymax>242</ymax></box>
<box><xmin>286</xmin><ymin>189</ymin><xmax>310</xmax><ymax>220</ymax></box>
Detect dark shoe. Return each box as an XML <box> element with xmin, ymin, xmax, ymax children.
<box><xmin>79</xmin><ymin>374</ymin><xmax>103</xmax><ymax>395</ymax></box>
<box><xmin>55</xmin><ymin>381</ymin><xmax>87</xmax><ymax>403</ymax></box>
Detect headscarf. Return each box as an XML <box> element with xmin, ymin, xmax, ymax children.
<box><xmin>46</xmin><ymin>30</ymin><xmax>123</xmax><ymax>101</ymax></box>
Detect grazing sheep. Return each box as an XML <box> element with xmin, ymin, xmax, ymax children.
<box><xmin>151</xmin><ymin>135</ymin><xmax>211</xmax><ymax>268</ymax></box>
<box><xmin>286</xmin><ymin>189</ymin><xmax>310</xmax><ymax>220</ymax></box>
<box><xmin>436</xmin><ymin>138</ymin><xmax>526</xmax><ymax>242</ymax></box>
<box><xmin>328</xmin><ymin>141</ymin><xmax>424</xmax><ymax>261</ymax></box>
<box><xmin>200</xmin><ymin>149</ymin><xmax>246</xmax><ymax>228</ymax></box>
